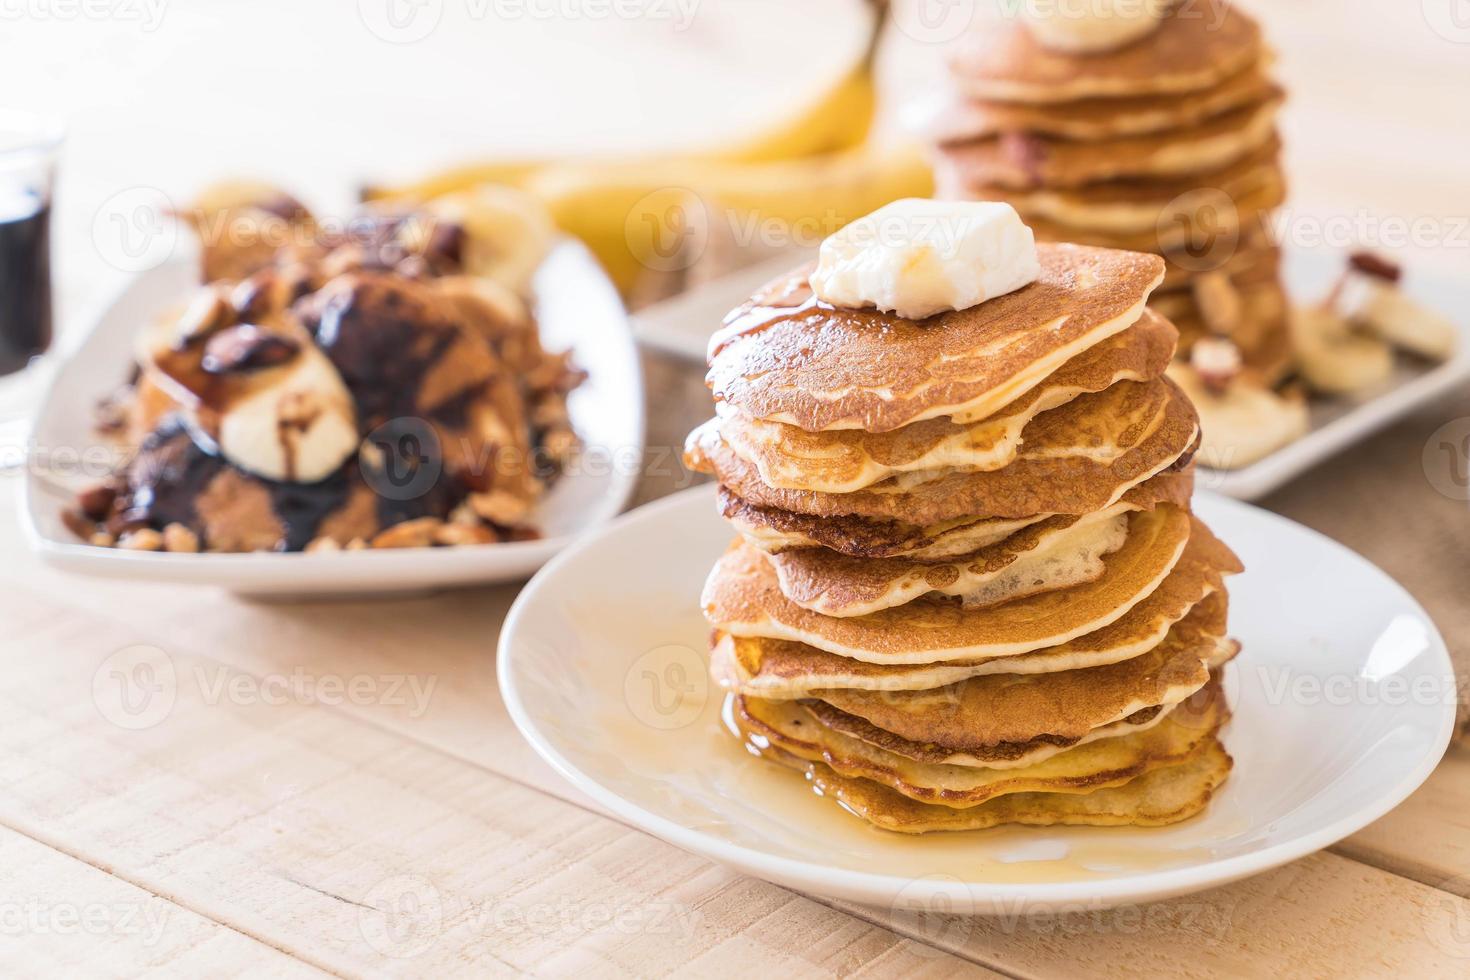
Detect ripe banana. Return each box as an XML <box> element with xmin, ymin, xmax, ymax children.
<box><xmin>522</xmin><ymin>143</ymin><xmax>935</xmax><ymax>294</ymax></box>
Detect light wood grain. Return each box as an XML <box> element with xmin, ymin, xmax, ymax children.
<box><xmin>0</xmin><ymin>825</ymin><xmax>320</xmax><ymax>977</ymax></box>
<box><xmin>2</xmin><ymin>456</ymin><xmax>1468</xmax><ymax>974</ymax></box>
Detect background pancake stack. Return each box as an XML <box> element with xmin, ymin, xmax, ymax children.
<box><xmin>685</xmin><ymin>241</ymin><xmax>1244</xmax><ymax>833</ymax></box>
<box><xmin>930</xmin><ymin>0</ymin><xmax>1291</xmax><ymax>383</ymax></box>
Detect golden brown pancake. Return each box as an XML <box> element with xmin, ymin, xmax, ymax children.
<box><xmin>711</xmin><ymin>574</ymin><xmax>1235</xmax><ymax>701</ymax></box>
<box><xmin>766</xmin><ymin>506</ymin><xmax>1130</xmax><ymax>617</ymax></box>
<box><xmin>705</xmin><ymin>244</ymin><xmax>1164</xmax><ymax>432</ymax></box>
<box><xmin>717</xmin><ymin>310</ymin><xmax>1177</xmax><ymax>494</ymax></box>
<box><xmin>931</xmin><ymin>63</ymin><xmax>1278</xmax><ymax>142</ymax></box>
<box><xmin>938</xmin><ymin>98</ymin><xmax>1281</xmax><ymax>191</ymax></box>
<box><xmin>718</xmin><ymin>468</ymin><xmax>1195</xmax><ymax>559</ymax></box>
<box><xmin>689</xmin><ymin>376</ymin><xmax>1200</xmax><ymax>527</ymax></box>
<box><xmin>736</xmin><ymin>688</ymin><xmax>1224</xmax><ymax>807</ymax></box>
<box><xmin>704</xmin><ymin>506</ymin><xmax>1194</xmax><ymax>665</ymax></box>
<box><xmin>949</xmin><ymin>0</ymin><xmax>1262</xmax><ymax>104</ymax></box>
<box><xmin>811</xmin><ymin>628</ymin><xmax>1226</xmax><ymax>750</ymax></box>
<box><xmin>746</xmin><ymin>735</ymin><xmax>1234</xmax><ymax>833</ymax></box>
<box><xmin>937</xmin><ymin>141</ymin><xmax>1283</xmax><ymax>237</ymax></box>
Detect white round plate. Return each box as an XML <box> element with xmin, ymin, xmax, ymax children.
<box><xmin>499</xmin><ymin>484</ymin><xmax>1456</xmax><ymax>914</ymax></box>
<box><xmin>21</xmin><ymin>239</ymin><xmax>643</xmax><ymax>596</ymax></box>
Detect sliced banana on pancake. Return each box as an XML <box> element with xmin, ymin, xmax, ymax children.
<box><xmin>766</xmin><ymin>506</ymin><xmax>1130</xmax><ymax>618</ymax></box>
<box><xmin>930</xmin><ymin>61</ymin><xmax>1277</xmax><ymax>142</ymax></box>
<box><xmin>688</xmin><ymin>377</ymin><xmax>1200</xmax><ymax>527</ymax></box>
<box><xmin>705</xmin><ymin>243</ymin><xmax>1163</xmax><ymax>433</ymax></box>
<box><xmin>717</xmin><ymin>469</ymin><xmax>1194</xmax><ymax>560</ymax></box>
<box><xmin>704</xmin><ymin>506</ymin><xmax>1195</xmax><ymax>665</ymax></box>
<box><xmin>736</xmin><ymin>687</ymin><xmax>1224</xmax><ymax>808</ymax></box>
<box><xmin>810</xmin><ymin>630</ymin><xmax>1226</xmax><ymax>754</ymax></box>
<box><xmin>716</xmin><ymin>311</ymin><xmax>1176</xmax><ymax>494</ymax></box>
<box><xmin>747</xmin><ymin>735</ymin><xmax>1234</xmax><ymax>833</ymax></box>
<box><xmin>938</xmin><ymin>97</ymin><xmax>1281</xmax><ymax>191</ymax></box>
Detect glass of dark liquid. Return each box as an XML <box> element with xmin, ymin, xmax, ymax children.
<box><xmin>0</xmin><ymin>110</ymin><xmax>62</xmax><ymax>377</ymax></box>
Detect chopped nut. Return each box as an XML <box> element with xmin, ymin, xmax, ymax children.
<box><xmin>76</xmin><ymin>483</ymin><xmax>118</xmax><ymax>521</ymax></box>
<box><xmin>162</xmin><ymin>523</ymin><xmax>201</xmax><ymax>553</ymax></box>
<box><xmin>201</xmin><ymin>323</ymin><xmax>302</xmax><ymax>374</ymax></box>
<box><xmin>540</xmin><ymin>427</ymin><xmax>577</xmax><ymax>465</ymax></box>
<box><xmin>345</xmin><ymin>537</ymin><xmax>370</xmax><ymax>551</ymax></box>
<box><xmin>305</xmin><ymin>536</ymin><xmax>342</xmax><ymax>553</ymax></box>
<box><xmin>1000</xmin><ymin>131</ymin><xmax>1048</xmax><ymax>186</ymax></box>
<box><xmin>448</xmin><ymin>500</ymin><xmax>481</xmax><ymax>526</ymax></box>
<box><xmin>434</xmin><ymin>522</ymin><xmax>499</xmax><ymax>546</ymax></box>
<box><xmin>469</xmin><ymin>490</ymin><xmax>530</xmax><ymax>527</ymax></box>
<box><xmin>118</xmin><ymin>528</ymin><xmax>164</xmax><ymax>551</ymax></box>
<box><xmin>61</xmin><ymin>508</ymin><xmax>96</xmax><ymax>541</ymax></box>
<box><xmin>1189</xmin><ymin>337</ymin><xmax>1243</xmax><ymax>396</ymax></box>
<box><xmin>175</xmin><ymin>287</ymin><xmax>235</xmax><ymax>345</ymax></box>
<box><xmin>530</xmin><ymin>396</ymin><xmax>569</xmax><ymax>429</ymax></box>
<box><xmin>1348</xmin><ymin>251</ymin><xmax>1402</xmax><ymax>284</ymax></box>
<box><xmin>370</xmin><ymin>517</ymin><xmax>442</xmax><ymax>549</ymax></box>
<box><xmin>89</xmin><ymin>531</ymin><xmax>117</xmax><ymax>548</ymax></box>
<box><xmin>1192</xmin><ymin>272</ymin><xmax>1243</xmax><ymax>337</ymax></box>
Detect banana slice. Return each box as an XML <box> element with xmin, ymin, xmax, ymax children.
<box><xmin>1342</xmin><ymin>277</ymin><xmax>1458</xmax><ymax>362</ymax></box>
<box><xmin>1290</xmin><ymin>306</ymin><xmax>1393</xmax><ymax>396</ymax></box>
<box><xmin>424</xmin><ymin>186</ymin><xmax>555</xmax><ymax>299</ymax></box>
<box><xmin>1168</xmin><ymin>361</ymin><xmax>1309</xmax><ymax>470</ymax></box>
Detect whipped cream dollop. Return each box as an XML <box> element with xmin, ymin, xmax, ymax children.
<box><xmin>1019</xmin><ymin>0</ymin><xmax>1170</xmax><ymax>53</ymax></box>
<box><xmin>810</xmin><ymin>199</ymin><xmax>1040</xmax><ymax>320</ymax></box>
<box><xmin>215</xmin><ymin>340</ymin><xmax>359</xmax><ymax>483</ymax></box>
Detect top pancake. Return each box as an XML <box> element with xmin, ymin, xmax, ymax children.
<box><xmin>930</xmin><ymin>61</ymin><xmax>1277</xmax><ymax>143</ymax></box>
<box><xmin>949</xmin><ymin>0</ymin><xmax>1262</xmax><ymax>104</ymax></box>
<box><xmin>705</xmin><ymin>243</ymin><xmax>1165</xmax><ymax>433</ymax></box>
<box><xmin>716</xmin><ymin>309</ymin><xmax>1177</xmax><ymax>494</ymax></box>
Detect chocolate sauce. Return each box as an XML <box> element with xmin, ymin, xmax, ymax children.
<box><xmin>0</xmin><ymin>192</ymin><xmax>53</xmax><ymax>375</ymax></box>
<box><xmin>120</xmin><ymin>415</ymin><xmax>352</xmax><ymax>552</ymax></box>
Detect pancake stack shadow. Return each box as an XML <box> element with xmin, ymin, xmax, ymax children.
<box><xmin>931</xmin><ymin>0</ymin><xmax>1290</xmax><ymax>383</ymax></box>
<box><xmin>685</xmin><ymin>243</ymin><xmax>1244</xmax><ymax>833</ymax></box>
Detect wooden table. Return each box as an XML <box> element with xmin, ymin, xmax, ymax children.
<box><xmin>4</xmin><ymin>1</ymin><xmax>1469</xmax><ymax>973</ymax></box>
<box><xmin>0</xmin><ymin>344</ymin><xmax>1467</xmax><ymax>977</ymax></box>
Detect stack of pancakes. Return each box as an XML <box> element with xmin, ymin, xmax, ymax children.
<box><xmin>685</xmin><ymin>242</ymin><xmax>1243</xmax><ymax>833</ymax></box>
<box><xmin>930</xmin><ymin>0</ymin><xmax>1290</xmax><ymax>382</ymax></box>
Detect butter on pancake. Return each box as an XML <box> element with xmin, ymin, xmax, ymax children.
<box><xmin>711</xmin><ymin>535</ymin><xmax>1240</xmax><ymax>698</ymax></box>
<box><xmin>930</xmin><ymin>62</ymin><xmax>1278</xmax><ymax>143</ymax></box>
<box><xmin>950</xmin><ymin>0</ymin><xmax>1261</xmax><ymax>104</ymax></box>
<box><xmin>704</xmin><ymin>506</ymin><xmax>1193</xmax><ymax>665</ymax></box>
<box><xmin>736</xmin><ymin>687</ymin><xmax>1224</xmax><ymax>808</ymax></box>
<box><xmin>939</xmin><ymin>97</ymin><xmax>1281</xmax><ymax>192</ymax></box>
<box><xmin>745</xmin><ymin>735</ymin><xmax>1234</xmax><ymax>833</ymax></box>
<box><xmin>717</xmin><ymin>468</ymin><xmax>1194</xmax><ymax>559</ymax></box>
<box><xmin>689</xmin><ymin>376</ymin><xmax>1199</xmax><ymax>527</ymax></box>
<box><xmin>705</xmin><ymin>243</ymin><xmax>1164</xmax><ymax>433</ymax></box>
<box><xmin>717</xmin><ymin>310</ymin><xmax>1176</xmax><ymax>494</ymax></box>
<box><xmin>767</xmin><ymin>507</ymin><xmax>1130</xmax><ymax>618</ymax></box>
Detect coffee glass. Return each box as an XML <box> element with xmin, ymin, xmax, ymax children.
<box><xmin>0</xmin><ymin>110</ymin><xmax>62</xmax><ymax>377</ymax></box>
